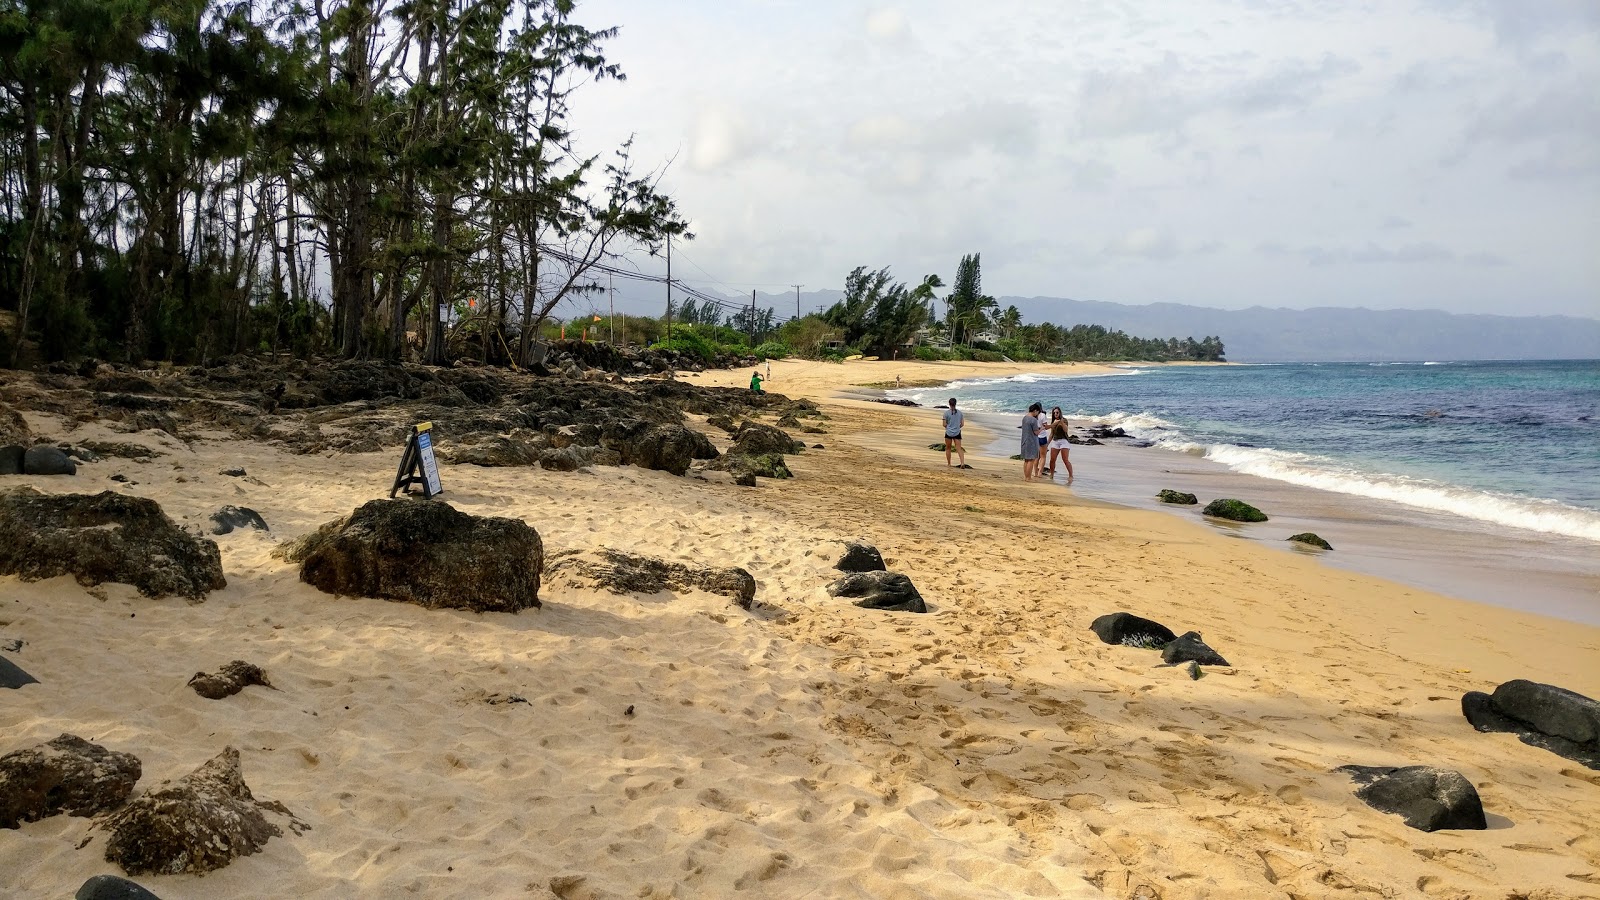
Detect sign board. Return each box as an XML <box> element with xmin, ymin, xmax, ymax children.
<box><xmin>390</xmin><ymin>422</ymin><xmax>444</xmax><ymax>499</ymax></box>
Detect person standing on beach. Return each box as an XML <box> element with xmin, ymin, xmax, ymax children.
<box><xmin>1046</xmin><ymin>407</ymin><xmax>1074</xmax><ymax>483</ymax></box>
<box><xmin>942</xmin><ymin>397</ymin><xmax>967</xmax><ymax>468</ymax></box>
<box><xmin>1020</xmin><ymin>403</ymin><xmax>1043</xmax><ymax>479</ymax></box>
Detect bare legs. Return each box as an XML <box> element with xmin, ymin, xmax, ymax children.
<box><xmin>1047</xmin><ymin>447</ymin><xmax>1074</xmax><ymax>483</ymax></box>
<box><xmin>945</xmin><ymin>438</ymin><xmax>965</xmax><ymax>468</ymax></box>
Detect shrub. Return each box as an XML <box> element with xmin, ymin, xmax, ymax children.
<box><xmin>752</xmin><ymin>341</ymin><xmax>791</xmax><ymax>360</ymax></box>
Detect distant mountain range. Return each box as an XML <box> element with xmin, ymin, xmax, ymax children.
<box><xmin>1000</xmin><ymin>297</ymin><xmax>1600</xmax><ymax>362</ymax></box>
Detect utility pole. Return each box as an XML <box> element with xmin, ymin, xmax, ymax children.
<box><xmin>791</xmin><ymin>284</ymin><xmax>803</xmax><ymax>319</ymax></box>
<box><xmin>664</xmin><ymin>236</ymin><xmax>672</xmax><ymax>339</ymax></box>
<box><xmin>608</xmin><ymin>272</ymin><xmax>615</xmax><ymax>345</ymax></box>
<box><xmin>750</xmin><ymin>289</ymin><xmax>758</xmax><ymax>344</ymax></box>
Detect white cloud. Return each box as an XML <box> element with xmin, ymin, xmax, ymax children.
<box><xmin>687</xmin><ymin>107</ymin><xmax>761</xmax><ymax>172</ymax></box>
<box><xmin>864</xmin><ymin>8</ymin><xmax>911</xmax><ymax>44</ymax></box>
<box><xmin>1104</xmin><ymin>229</ymin><xmax>1182</xmax><ymax>260</ymax></box>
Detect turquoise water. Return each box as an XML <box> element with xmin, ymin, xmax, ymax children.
<box><xmin>892</xmin><ymin>360</ymin><xmax>1600</xmax><ymax>544</ymax></box>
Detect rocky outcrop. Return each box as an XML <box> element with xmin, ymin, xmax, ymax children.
<box><xmin>603</xmin><ymin>421</ymin><xmax>719</xmax><ymax>477</ymax></box>
<box><xmin>1287</xmin><ymin>532</ymin><xmax>1333</xmax><ymax>550</ymax></box>
<box><xmin>0</xmin><ymin>488</ymin><xmax>226</xmax><ymax>600</ymax></box>
<box><xmin>1202</xmin><ymin>498</ymin><xmax>1268</xmax><ymax>522</ymax></box>
<box><xmin>445</xmin><ymin>434</ymin><xmax>545</xmax><ymax>467</ymax></box>
<box><xmin>1157</xmin><ymin>489</ymin><xmax>1197</xmax><ymax>505</ymax></box>
<box><xmin>188</xmin><ymin>661</ymin><xmax>273</xmax><ymax>700</ymax></box>
<box><xmin>826</xmin><ymin>571</ymin><xmax>927</xmax><ymax>613</ymax></box>
<box><xmin>0</xmin><ymin>734</ymin><xmax>142</xmax><ymax>828</ymax></box>
<box><xmin>23</xmin><ymin>445</ymin><xmax>77</xmax><ymax>475</ymax></box>
<box><xmin>284</xmin><ymin>499</ymin><xmax>543</xmax><ymax>613</ymax></box>
<box><xmin>102</xmin><ymin>747</ymin><xmax>296</xmax><ymax>876</ymax></box>
<box><xmin>209</xmin><ymin>506</ymin><xmax>268</xmax><ymax>535</ymax></box>
<box><xmin>0</xmin><ymin>445</ymin><xmax>23</xmax><ymax>474</ymax></box>
<box><xmin>835</xmin><ymin>541</ymin><xmax>886</xmax><ymax>573</ymax></box>
<box><xmin>550</xmin><ymin>549</ymin><xmax>757</xmax><ymax>609</ymax></box>
<box><xmin>1161</xmin><ymin>631</ymin><xmax>1231</xmax><ymax>667</ymax></box>
<box><xmin>1089</xmin><ymin>612</ymin><xmax>1176</xmax><ymax>649</ymax></box>
<box><xmin>729</xmin><ymin>422</ymin><xmax>803</xmax><ymax>456</ymax></box>
<box><xmin>1338</xmin><ymin>765</ymin><xmax>1487</xmax><ymax>832</ymax></box>
<box><xmin>75</xmin><ymin>875</ymin><xmax>164</xmax><ymax>900</ymax></box>
<box><xmin>1461</xmin><ymin>680</ymin><xmax>1600</xmax><ymax>769</ymax></box>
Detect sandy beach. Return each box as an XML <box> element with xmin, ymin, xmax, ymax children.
<box><xmin>3</xmin><ymin>358</ymin><xmax>1599</xmax><ymax>899</ymax></box>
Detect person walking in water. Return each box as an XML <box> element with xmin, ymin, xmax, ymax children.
<box><xmin>1020</xmin><ymin>403</ymin><xmax>1043</xmax><ymax>479</ymax></box>
<box><xmin>942</xmin><ymin>397</ymin><xmax>967</xmax><ymax>468</ymax></box>
<box><xmin>1045</xmin><ymin>406</ymin><xmax>1074</xmax><ymax>483</ymax></box>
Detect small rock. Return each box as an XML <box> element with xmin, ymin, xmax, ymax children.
<box><xmin>219</xmin><ymin>467</ymin><xmax>247</xmax><ymax>477</ymax></box>
<box><xmin>826</xmin><ymin>571</ymin><xmax>926</xmax><ymax>613</ymax></box>
<box><xmin>209</xmin><ymin>506</ymin><xmax>269</xmax><ymax>535</ymax></box>
<box><xmin>834</xmin><ymin>541</ymin><xmax>886</xmax><ymax>573</ymax></box>
<box><xmin>0</xmin><ymin>656</ymin><xmax>38</xmax><ymax>689</ymax></box>
<box><xmin>1161</xmin><ymin>631</ymin><xmax>1230</xmax><ymax>667</ymax></box>
<box><xmin>22</xmin><ymin>445</ymin><xmax>76</xmax><ymax>476</ymax></box>
<box><xmin>1157</xmin><ymin>489</ymin><xmax>1198</xmax><ymax>505</ymax></box>
<box><xmin>812</xmin><ymin>443</ymin><xmax>824</xmax><ymax>449</ymax></box>
<box><xmin>1202</xmin><ymin>498</ymin><xmax>1267</xmax><ymax>522</ymax></box>
<box><xmin>188</xmin><ymin>661</ymin><xmax>272</xmax><ymax>700</ymax></box>
<box><xmin>0</xmin><ymin>445</ymin><xmax>23</xmax><ymax>475</ymax></box>
<box><xmin>0</xmin><ymin>636</ymin><xmax>22</xmax><ymax>653</ymax></box>
<box><xmin>1089</xmin><ymin>612</ymin><xmax>1176</xmax><ymax>649</ymax></box>
<box><xmin>75</xmin><ymin>874</ymin><xmax>164</xmax><ymax>900</ymax></box>
<box><xmin>730</xmin><ymin>453</ymin><xmax>792</xmax><ymax>479</ymax></box>
<box><xmin>1338</xmin><ymin>765</ymin><xmax>1487</xmax><ymax>832</ymax></box>
<box><xmin>733</xmin><ymin>472</ymin><xmax>756</xmax><ymax>487</ymax></box>
<box><xmin>102</xmin><ymin>747</ymin><xmax>296</xmax><ymax>875</ymax></box>
<box><xmin>0</xmin><ymin>734</ymin><xmax>142</xmax><ymax>828</ymax></box>
<box><xmin>1287</xmin><ymin>532</ymin><xmax>1333</xmax><ymax>550</ymax></box>
<box><xmin>109</xmin><ymin>474</ymin><xmax>132</xmax><ymax>483</ymax></box>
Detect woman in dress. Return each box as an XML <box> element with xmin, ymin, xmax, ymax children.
<box><xmin>1020</xmin><ymin>403</ymin><xmax>1043</xmax><ymax>479</ymax></box>
<box><xmin>1045</xmin><ymin>406</ymin><xmax>1074</xmax><ymax>483</ymax></box>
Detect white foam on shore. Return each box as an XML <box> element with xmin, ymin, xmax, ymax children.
<box><xmin>1087</xmin><ymin>411</ymin><xmax>1600</xmax><ymax>544</ymax></box>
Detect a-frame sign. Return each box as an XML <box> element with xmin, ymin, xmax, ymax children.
<box><xmin>390</xmin><ymin>422</ymin><xmax>443</xmax><ymax>499</ymax></box>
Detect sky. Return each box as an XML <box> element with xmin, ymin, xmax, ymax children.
<box><xmin>563</xmin><ymin>0</ymin><xmax>1600</xmax><ymax>318</ymax></box>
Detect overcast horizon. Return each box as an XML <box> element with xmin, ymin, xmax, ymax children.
<box><xmin>563</xmin><ymin>1</ymin><xmax>1599</xmax><ymax>320</ymax></box>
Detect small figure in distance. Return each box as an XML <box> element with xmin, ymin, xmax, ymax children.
<box><xmin>943</xmin><ymin>397</ymin><xmax>968</xmax><ymax>469</ymax></box>
<box><xmin>1021</xmin><ymin>402</ymin><xmax>1043</xmax><ymax>479</ymax></box>
<box><xmin>750</xmin><ymin>370</ymin><xmax>763</xmax><ymax>393</ymax></box>
<box><xmin>1046</xmin><ymin>406</ymin><xmax>1074</xmax><ymax>483</ymax></box>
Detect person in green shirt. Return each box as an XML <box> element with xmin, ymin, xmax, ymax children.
<box><xmin>750</xmin><ymin>371</ymin><xmax>763</xmax><ymax>393</ymax></box>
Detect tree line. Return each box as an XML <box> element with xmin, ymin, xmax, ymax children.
<box><xmin>0</xmin><ymin>0</ymin><xmax>686</xmax><ymax>369</ymax></box>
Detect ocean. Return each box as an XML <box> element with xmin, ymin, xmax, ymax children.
<box><xmin>888</xmin><ymin>360</ymin><xmax>1600</xmax><ymax>622</ymax></box>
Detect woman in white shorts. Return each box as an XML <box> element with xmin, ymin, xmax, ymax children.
<box><xmin>1045</xmin><ymin>406</ymin><xmax>1074</xmax><ymax>483</ymax></box>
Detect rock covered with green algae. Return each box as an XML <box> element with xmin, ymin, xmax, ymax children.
<box><xmin>1157</xmin><ymin>489</ymin><xmax>1198</xmax><ymax>505</ymax></box>
<box><xmin>1287</xmin><ymin>532</ymin><xmax>1333</xmax><ymax>550</ymax></box>
<box><xmin>1202</xmin><ymin>498</ymin><xmax>1268</xmax><ymax>522</ymax></box>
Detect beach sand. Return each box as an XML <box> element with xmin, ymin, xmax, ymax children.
<box><xmin>2</xmin><ymin>358</ymin><xmax>1598</xmax><ymax>899</ymax></box>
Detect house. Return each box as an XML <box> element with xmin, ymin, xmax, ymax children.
<box><xmin>972</xmin><ymin>330</ymin><xmax>1001</xmax><ymax>345</ymax></box>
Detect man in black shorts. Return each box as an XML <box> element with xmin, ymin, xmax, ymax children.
<box><xmin>942</xmin><ymin>397</ymin><xmax>968</xmax><ymax>468</ymax></box>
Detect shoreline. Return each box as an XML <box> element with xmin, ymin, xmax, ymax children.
<box><xmin>3</xmin><ymin>358</ymin><xmax>1598</xmax><ymax>898</ymax></box>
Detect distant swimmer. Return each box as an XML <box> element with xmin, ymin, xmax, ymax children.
<box><xmin>943</xmin><ymin>397</ymin><xmax>968</xmax><ymax>469</ymax></box>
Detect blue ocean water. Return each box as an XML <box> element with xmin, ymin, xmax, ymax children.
<box><xmin>892</xmin><ymin>360</ymin><xmax>1600</xmax><ymax>544</ymax></box>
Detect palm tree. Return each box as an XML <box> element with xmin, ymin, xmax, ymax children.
<box><xmin>998</xmin><ymin>304</ymin><xmax>1022</xmax><ymax>338</ymax></box>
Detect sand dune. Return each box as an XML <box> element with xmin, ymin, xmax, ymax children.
<box><xmin>2</xmin><ymin>359</ymin><xmax>1597</xmax><ymax>899</ymax></box>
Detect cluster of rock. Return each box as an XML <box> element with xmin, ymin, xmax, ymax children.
<box><xmin>1088</xmin><ymin>612</ymin><xmax>1231</xmax><ymax>667</ymax></box>
<box><xmin>825</xmin><ymin>541</ymin><xmax>926</xmax><ymax>613</ymax></box>
<box><xmin>1155</xmin><ymin>490</ymin><xmax>1334</xmax><ymax>549</ymax></box>
<box><xmin>1462</xmin><ymin>679</ymin><xmax>1599</xmax><ymax>770</ymax></box>
<box><xmin>536</xmin><ymin>338</ymin><xmax>756</xmax><ymax>378</ymax></box>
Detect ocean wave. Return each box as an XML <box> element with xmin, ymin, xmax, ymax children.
<box><xmin>1197</xmin><ymin>444</ymin><xmax>1600</xmax><ymax>543</ymax></box>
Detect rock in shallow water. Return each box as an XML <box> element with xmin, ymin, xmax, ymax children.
<box><xmin>1338</xmin><ymin>765</ymin><xmax>1487</xmax><ymax>832</ymax></box>
<box><xmin>1202</xmin><ymin>498</ymin><xmax>1268</xmax><ymax>522</ymax></box>
<box><xmin>0</xmin><ymin>734</ymin><xmax>141</xmax><ymax>828</ymax></box>
<box><xmin>1287</xmin><ymin>532</ymin><xmax>1333</xmax><ymax>550</ymax></box>
<box><xmin>1156</xmin><ymin>489</ymin><xmax>1198</xmax><ymax>505</ymax></box>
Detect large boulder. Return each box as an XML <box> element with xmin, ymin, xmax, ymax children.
<box><xmin>0</xmin><ymin>445</ymin><xmax>23</xmax><ymax>475</ymax></box>
<box><xmin>102</xmin><ymin>747</ymin><xmax>294</xmax><ymax>876</ymax></box>
<box><xmin>550</xmin><ymin>549</ymin><xmax>757</xmax><ymax>609</ymax></box>
<box><xmin>604</xmin><ymin>422</ymin><xmax>718</xmax><ymax>476</ymax></box>
<box><xmin>1461</xmin><ymin>680</ymin><xmax>1600</xmax><ymax>769</ymax></box>
<box><xmin>835</xmin><ymin>541</ymin><xmax>886</xmax><ymax>573</ymax></box>
<box><xmin>728</xmin><ymin>453</ymin><xmax>793</xmax><ymax>480</ymax></box>
<box><xmin>1089</xmin><ymin>612</ymin><xmax>1177</xmax><ymax>649</ymax></box>
<box><xmin>23</xmin><ymin>445</ymin><xmax>77</xmax><ymax>475</ymax></box>
<box><xmin>1337</xmin><ymin>765</ymin><xmax>1487</xmax><ymax>832</ymax></box>
<box><xmin>0</xmin><ymin>488</ymin><xmax>226</xmax><ymax>600</ymax></box>
<box><xmin>1202</xmin><ymin>499</ymin><xmax>1267</xmax><ymax>522</ymax></box>
<box><xmin>0</xmin><ymin>734</ymin><xmax>142</xmax><ymax>828</ymax></box>
<box><xmin>1161</xmin><ymin>631</ymin><xmax>1231</xmax><ymax>667</ymax></box>
<box><xmin>1156</xmin><ymin>489</ymin><xmax>1198</xmax><ymax>505</ymax></box>
<box><xmin>209</xmin><ymin>506</ymin><xmax>268</xmax><ymax>535</ymax></box>
<box><xmin>285</xmin><ymin>499</ymin><xmax>543</xmax><ymax>612</ymax></box>
<box><xmin>730</xmin><ymin>422</ymin><xmax>802</xmax><ymax>456</ymax></box>
<box><xmin>826</xmin><ymin>571</ymin><xmax>927</xmax><ymax>613</ymax></box>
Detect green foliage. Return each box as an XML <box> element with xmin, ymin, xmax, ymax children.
<box><xmin>752</xmin><ymin>341</ymin><xmax>790</xmax><ymax>360</ymax></box>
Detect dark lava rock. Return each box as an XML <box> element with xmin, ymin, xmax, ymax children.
<box><xmin>0</xmin><ymin>656</ymin><xmax>39</xmax><ymax>689</ymax></box>
<box><xmin>730</xmin><ymin>422</ymin><xmax>802</xmax><ymax>456</ymax></box>
<box><xmin>1089</xmin><ymin>612</ymin><xmax>1177</xmax><ymax>649</ymax></box>
<box><xmin>826</xmin><ymin>571</ymin><xmax>927</xmax><ymax>613</ymax></box>
<box><xmin>1287</xmin><ymin>532</ymin><xmax>1333</xmax><ymax>550</ymax></box>
<box><xmin>811</xmin><ymin>443</ymin><xmax>824</xmax><ymax>449</ymax></box>
<box><xmin>188</xmin><ymin>661</ymin><xmax>273</xmax><ymax>700</ymax></box>
<box><xmin>705</xmin><ymin>414</ymin><xmax>737</xmax><ymax>434</ymax></box>
<box><xmin>1337</xmin><ymin>765</ymin><xmax>1487</xmax><ymax>832</ymax></box>
<box><xmin>1202</xmin><ymin>498</ymin><xmax>1268</xmax><ymax>522</ymax></box>
<box><xmin>1157</xmin><ymin>489</ymin><xmax>1198</xmax><ymax>505</ymax></box>
<box><xmin>209</xmin><ymin>506</ymin><xmax>269</xmax><ymax>535</ymax></box>
<box><xmin>835</xmin><ymin>541</ymin><xmax>886</xmax><ymax>573</ymax></box>
<box><xmin>733</xmin><ymin>472</ymin><xmax>757</xmax><ymax>487</ymax></box>
<box><xmin>730</xmin><ymin>453</ymin><xmax>792</xmax><ymax>480</ymax></box>
<box><xmin>550</xmin><ymin>549</ymin><xmax>757</xmax><ymax>609</ymax></box>
<box><xmin>0</xmin><ymin>445</ymin><xmax>23</xmax><ymax>475</ymax></box>
<box><xmin>219</xmin><ymin>467</ymin><xmax>246</xmax><ymax>477</ymax></box>
<box><xmin>102</xmin><ymin>747</ymin><xmax>296</xmax><ymax>876</ymax></box>
<box><xmin>544</xmin><ymin>423</ymin><xmax>602</xmax><ymax>449</ymax></box>
<box><xmin>0</xmin><ymin>487</ymin><xmax>226</xmax><ymax>600</ymax></box>
<box><xmin>538</xmin><ymin>447</ymin><xmax>581</xmax><ymax>472</ymax></box>
<box><xmin>604</xmin><ymin>422</ymin><xmax>719</xmax><ymax>477</ymax></box>
<box><xmin>23</xmin><ymin>445</ymin><xmax>77</xmax><ymax>475</ymax></box>
<box><xmin>76</xmin><ymin>874</ymin><xmax>164</xmax><ymax>900</ymax></box>
<box><xmin>1161</xmin><ymin>631</ymin><xmax>1231</xmax><ymax>667</ymax></box>
<box><xmin>1461</xmin><ymin>680</ymin><xmax>1600</xmax><ymax>769</ymax></box>
<box><xmin>0</xmin><ymin>734</ymin><xmax>142</xmax><ymax>828</ymax></box>
<box><xmin>284</xmin><ymin>499</ymin><xmax>543</xmax><ymax>612</ymax></box>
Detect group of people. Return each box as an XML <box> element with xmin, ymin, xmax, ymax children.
<box><xmin>941</xmin><ymin>397</ymin><xmax>1074</xmax><ymax>483</ymax></box>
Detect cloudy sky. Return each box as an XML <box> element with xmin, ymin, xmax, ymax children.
<box><xmin>564</xmin><ymin>0</ymin><xmax>1600</xmax><ymax>318</ymax></box>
